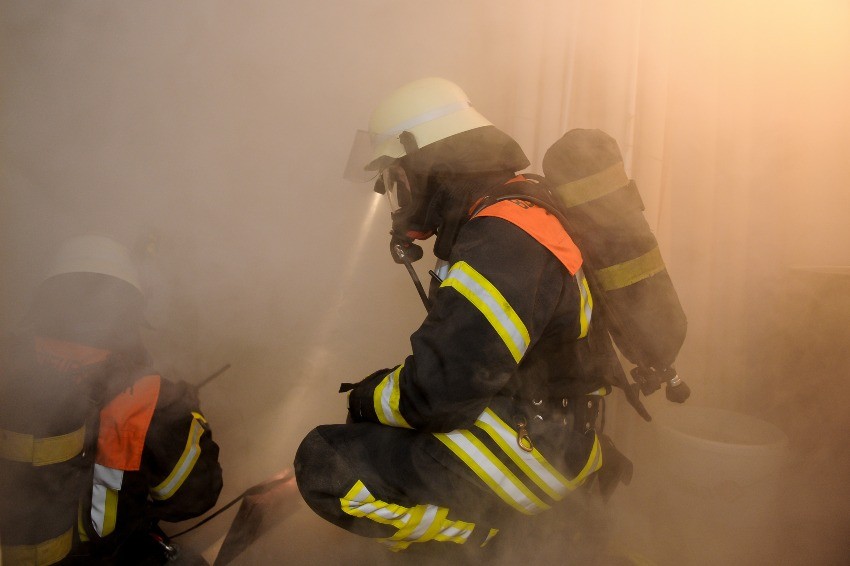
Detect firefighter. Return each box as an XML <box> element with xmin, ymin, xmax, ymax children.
<box><xmin>0</xmin><ymin>235</ymin><xmax>223</xmax><ymax>565</ymax></box>
<box><xmin>294</xmin><ymin>77</ymin><xmax>632</xmax><ymax>557</ymax></box>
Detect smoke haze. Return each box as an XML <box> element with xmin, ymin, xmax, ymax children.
<box><xmin>2</xmin><ymin>1</ymin><xmax>849</xmax><ymax>564</ymax></box>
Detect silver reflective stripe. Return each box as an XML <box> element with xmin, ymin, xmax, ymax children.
<box><xmin>406</xmin><ymin>505</ymin><xmax>438</xmax><ymax>541</ymax></box>
<box><xmin>442</xmin><ymin>261</ymin><xmax>530</xmax><ymax>362</ymax></box>
<box><xmin>341</xmin><ymin>481</ymin><xmax>409</xmax><ymax>527</ymax></box>
<box><xmin>340</xmin><ymin>480</ymin><xmax>475</xmax><ymax>550</ymax></box>
<box><xmin>374</xmin><ymin>101</ymin><xmax>471</xmax><ymax>143</ymax></box>
<box><xmin>435</xmin><ymin>430</ymin><xmax>548</xmax><ymax>515</ymax></box>
<box><xmin>434</xmin><ymin>259</ymin><xmax>450</xmax><ymax>282</ymax></box>
<box><xmin>581</xmin><ymin>433</ymin><xmax>603</xmax><ymax>478</ymax></box>
<box><xmin>91</xmin><ymin>464</ymin><xmax>123</xmax><ymax>536</ymax></box>
<box><xmin>481</xmin><ymin>528</ymin><xmax>500</xmax><ymax>547</ymax></box>
<box><xmin>576</xmin><ymin>267</ymin><xmax>593</xmax><ymax>338</ymax></box>
<box><xmin>151</xmin><ymin>416</ymin><xmax>205</xmax><ymax>500</ymax></box>
<box><xmin>475</xmin><ymin>409</ymin><xmax>573</xmax><ymax>499</ymax></box>
<box><xmin>375</xmin><ymin>366</ymin><xmax>411</xmax><ymax>428</ymax></box>
<box><xmin>439</xmin><ymin>524</ymin><xmax>470</xmax><ymax>541</ymax></box>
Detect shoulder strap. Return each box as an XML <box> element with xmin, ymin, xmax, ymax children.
<box><xmin>471</xmin><ymin>177</ymin><xmax>584</xmax><ymax>275</ymax></box>
<box><xmin>96</xmin><ymin>368</ymin><xmax>162</xmax><ymax>472</ymax></box>
<box><xmin>475</xmin><ymin>199</ymin><xmax>583</xmax><ymax>275</ymax></box>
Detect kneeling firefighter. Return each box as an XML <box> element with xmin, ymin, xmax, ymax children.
<box><xmin>0</xmin><ymin>235</ymin><xmax>223</xmax><ymax>565</ymax></box>
<box><xmin>294</xmin><ymin>77</ymin><xmax>633</xmax><ymax>556</ymax></box>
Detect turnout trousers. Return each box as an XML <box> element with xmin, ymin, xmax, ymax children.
<box><xmin>294</xmin><ymin>422</ymin><xmax>514</xmax><ymax>553</ymax></box>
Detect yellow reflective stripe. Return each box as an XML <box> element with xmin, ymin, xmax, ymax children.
<box><xmin>390</xmin><ymin>503</ymin><xmax>436</xmax><ymax>543</ymax></box>
<box><xmin>595</xmin><ymin>247</ymin><xmax>666</xmax><ymax>292</ymax></box>
<box><xmin>403</xmin><ymin>506</ymin><xmax>474</xmax><ymax>546</ymax></box>
<box><xmin>340</xmin><ymin>480</ymin><xmax>409</xmax><ymax>528</ymax></box>
<box><xmin>90</xmin><ymin>464</ymin><xmax>123</xmax><ymax>537</ymax></box>
<box><xmin>432</xmin><ymin>518</ymin><xmax>475</xmax><ymax>544</ymax></box>
<box><xmin>554</xmin><ymin>162</ymin><xmax>630</xmax><ymax>207</ymax></box>
<box><xmin>0</xmin><ymin>527</ymin><xmax>73</xmax><ymax>566</ymax></box>
<box><xmin>434</xmin><ymin>429</ymin><xmax>548</xmax><ymax>515</ymax></box>
<box><xmin>77</xmin><ymin>503</ymin><xmax>89</xmax><ymax>542</ymax></box>
<box><xmin>480</xmin><ymin>528</ymin><xmax>500</xmax><ymax>547</ymax></box>
<box><xmin>576</xmin><ymin>268</ymin><xmax>593</xmax><ymax>338</ymax></box>
<box><xmin>151</xmin><ymin>415</ymin><xmax>205</xmax><ymax>501</ymax></box>
<box><xmin>574</xmin><ymin>433</ymin><xmax>604</xmax><ymax>485</ymax></box>
<box><xmin>380</xmin><ymin>539</ymin><xmax>411</xmax><ymax>552</ymax></box>
<box><xmin>475</xmin><ymin>409</ymin><xmax>579</xmax><ymax>500</ymax></box>
<box><xmin>0</xmin><ymin>426</ymin><xmax>85</xmax><ymax>466</ymax></box>
<box><xmin>340</xmin><ymin>480</ymin><xmax>475</xmax><ymax>549</ymax></box>
<box><xmin>441</xmin><ymin>261</ymin><xmax>530</xmax><ymax>363</ymax></box>
<box><xmin>373</xmin><ymin>366</ymin><xmax>412</xmax><ymax>428</ymax></box>
<box><xmin>101</xmin><ymin>488</ymin><xmax>119</xmax><ymax>536</ymax></box>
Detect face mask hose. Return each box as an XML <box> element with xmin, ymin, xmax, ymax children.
<box><xmin>391</xmin><ymin>238</ymin><xmax>431</xmax><ymax>312</ymax></box>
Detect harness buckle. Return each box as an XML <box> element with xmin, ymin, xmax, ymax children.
<box><xmin>515</xmin><ymin>416</ymin><xmax>534</xmax><ymax>453</ymax></box>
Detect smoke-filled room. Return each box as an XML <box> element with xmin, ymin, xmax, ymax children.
<box><xmin>1</xmin><ymin>2</ymin><xmax>849</xmax><ymax>565</ymax></box>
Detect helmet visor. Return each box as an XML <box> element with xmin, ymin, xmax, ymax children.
<box><xmin>344</xmin><ymin>128</ymin><xmax>405</xmax><ymax>182</ymax></box>
<box><xmin>343</xmin><ymin>130</ymin><xmax>378</xmax><ymax>182</ymax></box>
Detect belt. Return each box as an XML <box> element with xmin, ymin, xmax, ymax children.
<box><xmin>526</xmin><ymin>391</ymin><xmax>606</xmax><ymax>433</ymax></box>
<box><xmin>0</xmin><ymin>528</ymin><xmax>73</xmax><ymax>566</ymax></box>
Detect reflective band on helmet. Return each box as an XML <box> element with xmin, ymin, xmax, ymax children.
<box><xmin>441</xmin><ymin>261</ymin><xmax>530</xmax><ymax>363</ymax></box>
<box><xmin>595</xmin><ymin>246</ymin><xmax>666</xmax><ymax>292</ymax></box>
<box><xmin>1</xmin><ymin>527</ymin><xmax>73</xmax><ymax>566</ymax></box>
<box><xmin>151</xmin><ymin>415</ymin><xmax>206</xmax><ymax>501</ymax></box>
<box><xmin>0</xmin><ymin>426</ymin><xmax>85</xmax><ymax>466</ymax></box>
<box><xmin>554</xmin><ymin>162</ymin><xmax>630</xmax><ymax>207</ymax></box>
<box><xmin>373</xmin><ymin>101</ymin><xmax>472</xmax><ymax>145</ymax></box>
<box><xmin>340</xmin><ymin>480</ymin><xmax>475</xmax><ymax>551</ymax></box>
<box><xmin>434</xmin><ymin>428</ymin><xmax>549</xmax><ymax>515</ymax></box>
<box><xmin>374</xmin><ymin>366</ymin><xmax>412</xmax><ymax>429</ymax></box>
<box><xmin>576</xmin><ymin>268</ymin><xmax>593</xmax><ymax>339</ymax></box>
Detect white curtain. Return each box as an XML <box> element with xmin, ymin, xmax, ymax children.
<box><xmin>486</xmin><ymin>1</ymin><xmax>850</xmax><ymax>415</ymax></box>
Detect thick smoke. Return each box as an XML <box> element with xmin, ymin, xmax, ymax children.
<box><xmin>2</xmin><ymin>1</ymin><xmax>848</xmax><ymax>564</ymax></box>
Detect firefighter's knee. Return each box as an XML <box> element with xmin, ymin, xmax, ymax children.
<box><xmin>294</xmin><ymin>426</ymin><xmax>351</xmax><ymax>518</ymax></box>
<box><xmin>294</xmin><ymin>428</ymin><xmax>329</xmax><ymax>495</ymax></box>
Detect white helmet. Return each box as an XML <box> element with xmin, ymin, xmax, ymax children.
<box><xmin>44</xmin><ymin>234</ymin><xmax>142</xmax><ymax>293</ymax></box>
<box><xmin>344</xmin><ymin>77</ymin><xmax>493</xmax><ymax>181</ymax></box>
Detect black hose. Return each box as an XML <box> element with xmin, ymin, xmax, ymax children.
<box><xmin>169</xmin><ymin>471</ymin><xmax>294</xmax><ymax>538</ymax></box>
<box><xmin>392</xmin><ymin>243</ymin><xmax>432</xmax><ymax>312</ymax></box>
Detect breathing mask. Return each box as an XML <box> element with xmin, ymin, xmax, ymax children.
<box><xmin>373</xmin><ymin>161</ymin><xmax>444</xmax><ymax>261</ymax></box>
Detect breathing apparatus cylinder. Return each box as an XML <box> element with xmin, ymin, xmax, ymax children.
<box><xmin>542</xmin><ymin>129</ymin><xmax>689</xmax><ymax>404</ymax></box>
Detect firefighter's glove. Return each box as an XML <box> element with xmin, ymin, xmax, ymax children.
<box><xmin>340</xmin><ymin>368</ymin><xmax>392</xmax><ymax>423</ymax></box>
<box><xmin>596</xmin><ymin>434</ymin><xmax>633</xmax><ymax>502</ymax></box>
